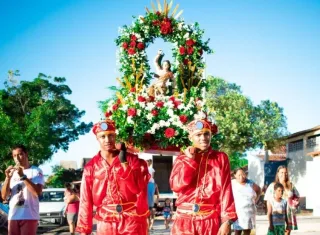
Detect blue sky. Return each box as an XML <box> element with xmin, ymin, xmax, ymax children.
<box><xmin>1</xmin><ymin>0</ymin><xmax>319</xmax><ymax>174</ymax></box>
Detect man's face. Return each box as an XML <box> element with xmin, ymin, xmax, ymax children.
<box><xmin>189</xmin><ymin>130</ymin><xmax>212</xmax><ymax>151</ymax></box>
<box><xmin>96</xmin><ymin>132</ymin><xmax>116</xmax><ymax>151</ymax></box>
<box><xmin>12</xmin><ymin>148</ymin><xmax>27</xmax><ymax>166</ymax></box>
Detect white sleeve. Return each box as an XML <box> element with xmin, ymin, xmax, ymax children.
<box><xmin>264</xmin><ymin>183</ymin><xmax>274</xmax><ymax>202</ymax></box>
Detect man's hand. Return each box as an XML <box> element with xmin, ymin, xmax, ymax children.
<box><xmin>217</xmin><ymin>221</ymin><xmax>231</xmax><ymax>235</ymax></box>
<box><xmin>184</xmin><ymin>146</ymin><xmax>196</xmax><ymax>159</ymax></box>
<box><xmin>5</xmin><ymin>165</ymin><xmax>14</xmax><ymax>179</ymax></box>
<box><xmin>15</xmin><ymin>165</ymin><xmax>24</xmax><ymax>177</ymax></box>
<box><xmin>118</xmin><ymin>142</ymin><xmax>127</xmax><ymax>163</ymax></box>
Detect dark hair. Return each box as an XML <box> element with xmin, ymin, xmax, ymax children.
<box><xmin>162</xmin><ymin>60</ymin><xmax>171</xmax><ymax>71</ymax></box>
<box><xmin>234</xmin><ymin>167</ymin><xmax>246</xmax><ymax>175</ymax></box>
<box><xmin>274</xmin><ymin>182</ymin><xmax>284</xmax><ymax>191</ymax></box>
<box><xmin>65</xmin><ymin>182</ymin><xmax>80</xmax><ymax>194</ymax></box>
<box><xmin>12</xmin><ymin>144</ymin><xmax>28</xmax><ymax>153</ymax></box>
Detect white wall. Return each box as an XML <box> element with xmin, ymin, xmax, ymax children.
<box><xmin>306</xmin><ymin>157</ymin><xmax>320</xmax><ymax>215</ymax></box>
<box><xmin>248</xmin><ymin>154</ymin><xmax>265</xmax><ymax>188</ymax></box>
<box><xmin>287</xmin><ymin>150</ymin><xmax>313</xmax><ymax>197</ymax></box>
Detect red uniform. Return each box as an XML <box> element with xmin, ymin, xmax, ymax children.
<box><xmin>76</xmin><ymin>151</ymin><xmax>150</xmax><ymax>235</ymax></box>
<box><xmin>170</xmin><ymin>148</ymin><xmax>237</xmax><ymax>235</ymax></box>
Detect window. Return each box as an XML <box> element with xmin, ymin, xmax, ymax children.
<box><xmin>288</xmin><ymin>139</ymin><xmax>303</xmax><ymax>152</ymax></box>
<box><xmin>39</xmin><ymin>191</ymin><xmax>64</xmax><ymax>202</ymax></box>
<box><xmin>307</xmin><ymin>134</ymin><xmax>320</xmax><ymax>148</ymax></box>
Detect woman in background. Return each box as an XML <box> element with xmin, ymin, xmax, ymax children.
<box><xmin>264</xmin><ymin>165</ymin><xmax>300</xmax><ymax>235</ymax></box>
<box><xmin>232</xmin><ymin>168</ymin><xmax>261</xmax><ymax>235</ymax></box>
<box><xmin>64</xmin><ymin>183</ymin><xmax>80</xmax><ymax>235</ymax></box>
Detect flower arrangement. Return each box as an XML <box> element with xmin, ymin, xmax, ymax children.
<box><xmin>101</xmin><ymin>1</ymin><xmax>214</xmax><ymax>150</ymax></box>
<box><xmin>115</xmin><ymin>2</ymin><xmax>213</xmax><ymax>94</ymax></box>
<box><xmin>102</xmin><ymin>85</ymin><xmax>208</xmax><ymax>150</ymax></box>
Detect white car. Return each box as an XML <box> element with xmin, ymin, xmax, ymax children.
<box><xmin>39</xmin><ymin>188</ymin><xmax>66</xmax><ymax>226</ymax></box>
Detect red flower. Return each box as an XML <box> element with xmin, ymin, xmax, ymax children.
<box><xmin>160</xmin><ymin>19</ymin><xmax>172</xmax><ymax>35</ymax></box>
<box><xmin>179</xmin><ymin>115</ymin><xmax>188</xmax><ymax>123</ymax></box>
<box><xmin>105</xmin><ymin>111</ymin><xmax>112</xmax><ymax>118</ymax></box>
<box><xmin>116</xmin><ymin>99</ymin><xmax>121</xmax><ymax>104</ymax></box>
<box><xmin>151</xmin><ymin>109</ymin><xmax>158</xmax><ymax>116</ymax></box>
<box><xmin>156</xmin><ymin>101</ymin><xmax>164</xmax><ymax>108</ymax></box>
<box><xmin>186</xmin><ymin>39</ymin><xmax>195</xmax><ymax>47</ymax></box>
<box><xmin>137</xmin><ymin>42</ymin><xmax>145</xmax><ymax>50</ymax></box>
<box><xmin>164</xmin><ymin>128</ymin><xmax>176</xmax><ymax>138</ymax></box>
<box><xmin>138</xmin><ymin>96</ymin><xmax>146</xmax><ymax>102</ymax></box>
<box><xmin>128</xmin><ymin>47</ymin><xmax>136</xmax><ymax>55</ymax></box>
<box><xmin>130</xmin><ymin>40</ymin><xmax>136</xmax><ymax>48</ymax></box>
<box><xmin>156</xmin><ymin>11</ymin><xmax>161</xmax><ymax>16</ymax></box>
<box><xmin>169</xmin><ymin>96</ymin><xmax>175</xmax><ymax>102</ymax></box>
<box><xmin>127</xmin><ymin>108</ymin><xmax>137</xmax><ymax>117</ymax></box>
<box><xmin>122</xmin><ymin>42</ymin><xmax>128</xmax><ymax>49</ymax></box>
<box><xmin>211</xmin><ymin>124</ymin><xmax>218</xmax><ymax>134</ymax></box>
<box><xmin>130</xmin><ymin>87</ymin><xmax>136</xmax><ymax>92</ymax></box>
<box><xmin>112</xmin><ymin>104</ymin><xmax>119</xmax><ymax>111</ymax></box>
<box><xmin>198</xmin><ymin>48</ymin><xmax>203</xmax><ymax>55</ymax></box>
<box><xmin>179</xmin><ymin>46</ymin><xmax>186</xmax><ymax>55</ymax></box>
<box><xmin>152</xmin><ymin>20</ymin><xmax>161</xmax><ymax>26</ymax></box>
<box><xmin>183</xmin><ymin>59</ymin><xmax>189</xmax><ymax>65</ymax></box>
<box><xmin>173</xmin><ymin>100</ymin><xmax>181</xmax><ymax>109</ymax></box>
<box><xmin>131</xmin><ymin>35</ymin><xmax>137</xmax><ymax>41</ymax></box>
<box><xmin>187</xmin><ymin>47</ymin><xmax>194</xmax><ymax>55</ymax></box>
<box><xmin>148</xmin><ymin>96</ymin><xmax>155</xmax><ymax>102</ymax></box>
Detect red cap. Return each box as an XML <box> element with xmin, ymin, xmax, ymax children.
<box><xmin>92</xmin><ymin>119</ymin><xmax>116</xmax><ymax>135</ymax></box>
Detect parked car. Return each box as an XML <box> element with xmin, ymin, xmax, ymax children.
<box><xmin>39</xmin><ymin>188</ymin><xmax>66</xmax><ymax>226</ymax></box>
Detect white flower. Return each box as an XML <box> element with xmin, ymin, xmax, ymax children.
<box><xmin>127</xmin><ymin>116</ymin><xmax>134</xmax><ymax>124</ymax></box>
<box><xmin>146</xmin><ymin>102</ymin><xmax>155</xmax><ymax>111</ymax></box>
<box><xmin>146</xmin><ymin>113</ymin><xmax>153</xmax><ymax>120</ymax></box>
<box><xmin>135</xmin><ymin>33</ymin><xmax>141</xmax><ymax>39</ymax></box>
<box><xmin>165</xmin><ymin>101</ymin><xmax>174</xmax><ymax>109</ymax></box>
<box><xmin>159</xmin><ymin>120</ymin><xmax>167</xmax><ymax>127</ymax></box>
<box><xmin>115</xmin><ymin>130</ymin><xmax>119</xmax><ymax>135</ymax></box>
<box><xmin>120</xmin><ymin>104</ymin><xmax>128</xmax><ymax>111</ymax></box>
<box><xmin>183</xmin><ymin>33</ymin><xmax>189</xmax><ymax>39</ymax></box>
<box><xmin>137</xmin><ymin>109</ymin><xmax>141</xmax><ymax>116</ymax></box>
<box><xmin>153</xmin><ymin>123</ymin><xmax>160</xmax><ymax>130</ymax></box>
<box><xmin>167</xmin><ymin>109</ymin><xmax>174</xmax><ymax>117</ymax></box>
<box><xmin>139</xmin><ymin>102</ymin><xmax>146</xmax><ymax>108</ymax></box>
<box><xmin>178</xmin><ymin>22</ymin><xmax>184</xmax><ymax>30</ymax></box>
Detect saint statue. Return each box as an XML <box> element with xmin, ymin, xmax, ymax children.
<box><xmin>148</xmin><ymin>50</ymin><xmax>175</xmax><ymax>97</ymax></box>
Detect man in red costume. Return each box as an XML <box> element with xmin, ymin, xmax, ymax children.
<box><xmin>76</xmin><ymin>119</ymin><xmax>150</xmax><ymax>235</ymax></box>
<box><xmin>170</xmin><ymin>118</ymin><xmax>237</xmax><ymax>235</ymax></box>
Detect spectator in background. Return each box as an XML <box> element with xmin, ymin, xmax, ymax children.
<box><xmin>232</xmin><ymin>168</ymin><xmax>261</xmax><ymax>235</ymax></box>
<box><xmin>163</xmin><ymin>198</ymin><xmax>173</xmax><ymax>230</ymax></box>
<box><xmin>1</xmin><ymin>144</ymin><xmax>45</xmax><ymax>235</ymax></box>
<box><xmin>264</xmin><ymin>165</ymin><xmax>300</xmax><ymax>235</ymax></box>
<box><xmin>64</xmin><ymin>183</ymin><xmax>80</xmax><ymax>235</ymax></box>
<box><xmin>267</xmin><ymin>183</ymin><xmax>288</xmax><ymax>235</ymax></box>
<box><xmin>146</xmin><ymin>157</ymin><xmax>156</xmax><ymax>230</ymax></box>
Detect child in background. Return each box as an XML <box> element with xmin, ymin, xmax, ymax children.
<box><xmin>163</xmin><ymin>198</ymin><xmax>173</xmax><ymax>229</ymax></box>
<box><xmin>267</xmin><ymin>183</ymin><xmax>288</xmax><ymax>235</ymax></box>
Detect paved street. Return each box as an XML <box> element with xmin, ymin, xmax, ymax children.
<box><xmin>31</xmin><ymin>215</ymin><xmax>320</xmax><ymax>235</ymax></box>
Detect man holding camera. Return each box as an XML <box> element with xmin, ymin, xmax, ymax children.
<box><xmin>1</xmin><ymin>144</ymin><xmax>45</xmax><ymax>235</ymax></box>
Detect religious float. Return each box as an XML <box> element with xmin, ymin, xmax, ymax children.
<box><xmin>100</xmin><ymin>0</ymin><xmax>216</xmax><ymax>201</ymax></box>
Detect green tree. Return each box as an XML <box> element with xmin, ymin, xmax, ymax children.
<box><xmin>0</xmin><ymin>72</ymin><xmax>93</xmax><ymax>180</ymax></box>
<box><xmin>206</xmin><ymin>76</ymin><xmax>288</xmax><ymax>169</ymax></box>
<box><xmin>46</xmin><ymin>165</ymin><xmax>83</xmax><ymax>188</ymax></box>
